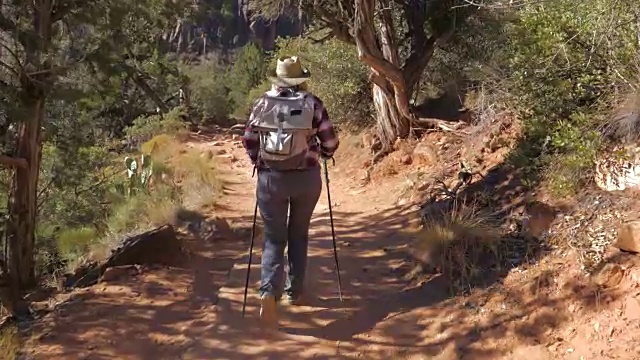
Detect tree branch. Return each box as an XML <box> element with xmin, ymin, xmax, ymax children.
<box><xmin>0</xmin><ymin>155</ymin><xmax>27</xmax><ymax>169</ymax></box>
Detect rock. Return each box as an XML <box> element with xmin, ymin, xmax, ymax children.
<box><xmin>593</xmin><ymin>263</ymin><xmax>624</xmax><ymax>288</ymax></box>
<box><xmin>615</xmin><ymin>220</ymin><xmax>640</xmax><ymax>253</ymax></box>
<box><xmin>232</xmin><ymin>134</ymin><xmax>240</xmax><ymax>141</ymax></box>
<box><xmin>70</xmin><ymin>225</ymin><xmax>181</xmax><ymax>288</ymax></box>
<box><xmin>412</xmin><ymin>143</ymin><xmax>438</xmax><ymax>165</ymax></box>
<box><xmin>624</xmin><ymin>296</ymin><xmax>640</xmax><ymax>320</ymax></box>
<box><xmin>595</xmin><ymin>149</ymin><xmax>640</xmax><ymax>191</ymax></box>
<box><xmin>400</xmin><ymin>154</ymin><xmax>413</xmax><ymax>165</ymax></box>
<box><xmin>215</xmin><ymin>148</ymin><xmax>227</xmax><ymax>155</ymax></box>
<box><xmin>521</xmin><ymin>201</ymin><xmax>557</xmax><ymax>240</ymax></box>
<box><xmin>489</xmin><ymin>137</ymin><xmax>504</xmax><ymax>152</ymax></box>
<box><xmin>212</xmin><ymin>141</ymin><xmax>224</xmax><ymax>146</ymax></box>
<box><xmin>100</xmin><ymin>265</ymin><xmax>139</xmax><ymax>283</ymax></box>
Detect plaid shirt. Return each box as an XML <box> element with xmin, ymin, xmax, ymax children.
<box><xmin>242</xmin><ymin>87</ymin><xmax>339</xmax><ymax>170</ymax></box>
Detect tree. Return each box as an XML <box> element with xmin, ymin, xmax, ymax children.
<box><xmin>251</xmin><ymin>0</ymin><xmax>479</xmax><ymax>160</ymax></box>
<box><xmin>0</xmin><ymin>0</ymin><xmax>186</xmax><ymax>307</ymax></box>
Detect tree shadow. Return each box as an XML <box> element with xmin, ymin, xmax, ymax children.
<box><xmin>20</xmin><ymin>131</ymin><xmax>626</xmax><ymax>359</ymax></box>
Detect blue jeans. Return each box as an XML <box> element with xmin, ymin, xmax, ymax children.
<box><xmin>257</xmin><ymin>166</ymin><xmax>322</xmax><ymax>299</ymax></box>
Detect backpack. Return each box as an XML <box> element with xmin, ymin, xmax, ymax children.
<box><xmin>251</xmin><ymin>89</ymin><xmax>316</xmax><ymax>170</ymax></box>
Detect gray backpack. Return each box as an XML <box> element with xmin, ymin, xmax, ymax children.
<box><xmin>251</xmin><ymin>90</ymin><xmax>316</xmax><ymax>170</ymax></box>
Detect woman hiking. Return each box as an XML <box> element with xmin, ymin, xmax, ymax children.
<box><xmin>242</xmin><ymin>56</ymin><xmax>339</xmax><ymax>328</ymax></box>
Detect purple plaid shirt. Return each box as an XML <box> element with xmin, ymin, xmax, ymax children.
<box><xmin>242</xmin><ymin>87</ymin><xmax>339</xmax><ymax>170</ymax></box>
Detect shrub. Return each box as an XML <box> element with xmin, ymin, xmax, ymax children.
<box><xmin>182</xmin><ymin>57</ymin><xmax>232</xmax><ymax>124</ymax></box>
<box><xmin>56</xmin><ymin>227</ymin><xmax>98</xmax><ymax>270</ymax></box>
<box><xmin>504</xmin><ymin>0</ymin><xmax>638</xmax><ymax>196</ymax></box>
<box><xmin>227</xmin><ymin>42</ymin><xmax>268</xmax><ymax>118</ymax></box>
<box><xmin>125</xmin><ymin>106</ymin><xmax>189</xmax><ymax>146</ymax></box>
<box><xmin>410</xmin><ymin>201</ymin><xmax>500</xmax><ymax>290</ymax></box>
<box><xmin>0</xmin><ymin>323</ymin><xmax>20</xmax><ymax>360</ymax></box>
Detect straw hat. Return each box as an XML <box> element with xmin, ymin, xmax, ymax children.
<box><xmin>267</xmin><ymin>56</ymin><xmax>311</xmax><ymax>87</ymax></box>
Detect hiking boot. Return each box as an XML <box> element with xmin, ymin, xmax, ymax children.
<box><xmin>281</xmin><ymin>292</ymin><xmax>304</xmax><ymax>306</ymax></box>
<box><xmin>259</xmin><ymin>294</ymin><xmax>278</xmax><ymax>328</ymax></box>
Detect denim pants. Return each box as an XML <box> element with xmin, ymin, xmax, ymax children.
<box><xmin>257</xmin><ymin>166</ymin><xmax>322</xmax><ymax>299</ymax></box>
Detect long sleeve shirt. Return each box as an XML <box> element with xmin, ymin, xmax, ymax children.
<box><xmin>242</xmin><ymin>87</ymin><xmax>339</xmax><ymax>170</ymax></box>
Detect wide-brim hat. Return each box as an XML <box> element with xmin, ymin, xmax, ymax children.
<box><xmin>267</xmin><ymin>56</ymin><xmax>311</xmax><ymax>87</ymax></box>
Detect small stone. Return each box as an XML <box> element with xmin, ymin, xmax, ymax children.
<box><xmin>215</xmin><ymin>148</ymin><xmax>227</xmax><ymax>155</ymax></box>
<box><xmin>232</xmin><ymin>134</ymin><xmax>240</xmax><ymax>140</ymax></box>
<box><xmin>400</xmin><ymin>154</ymin><xmax>413</xmax><ymax>165</ymax></box>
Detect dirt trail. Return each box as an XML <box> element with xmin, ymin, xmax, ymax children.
<box><xmin>23</xmin><ymin>131</ymin><xmax>426</xmax><ymax>359</ymax></box>
<box><xmin>22</xmin><ymin>130</ymin><xmax>639</xmax><ymax>359</ymax></box>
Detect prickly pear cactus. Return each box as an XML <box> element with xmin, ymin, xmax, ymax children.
<box><xmin>121</xmin><ymin>155</ymin><xmax>154</xmax><ymax>197</ymax></box>
<box><xmin>140</xmin><ymin>154</ymin><xmax>153</xmax><ymax>188</ymax></box>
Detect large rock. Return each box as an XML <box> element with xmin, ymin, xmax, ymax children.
<box><xmin>69</xmin><ymin>225</ymin><xmax>181</xmax><ymax>288</ymax></box>
<box><xmin>615</xmin><ymin>220</ymin><xmax>640</xmax><ymax>253</ymax></box>
<box><xmin>521</xmin><ymin>201</ymin><xmax>557</xmax><ymax>240</ymax></box>
<box><xmin>595</xmin><ymin>147</ymin><xmax>640</xmax><ymax>191</ymax></box>
<box><xmin>592</xmin><ymin>263</ymin><xmax>624</xmax><ymax>288</ymax></box>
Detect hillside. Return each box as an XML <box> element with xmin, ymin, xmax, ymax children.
<box><xmin>6</xmin><ymin>124</ymin><xmax>639</xmax><ymax>360</ymax></box>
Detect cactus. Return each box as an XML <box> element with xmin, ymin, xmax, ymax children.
<box><xmin>120</xmin><ymin>154</ymin><xmax>154</xmax><ymax>197</ymax></box>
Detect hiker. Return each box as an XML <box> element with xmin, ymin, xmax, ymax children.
<box><xmin>242</xmin><ymin>56</ymin><xmax>339</xmax><ymax>326</ymax></box>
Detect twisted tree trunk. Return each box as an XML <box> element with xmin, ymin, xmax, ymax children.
<box><xmin>352</xmin><ymin>0</ymin><xmax>449</xmax><ymax>161</ymax></box>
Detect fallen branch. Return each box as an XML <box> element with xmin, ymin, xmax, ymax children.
<box><xmin>414</xmin><ymin>118</ymin><xmax>469</xmax><ymax>134</ymax></box>
<box><xmin>0</xmin><ymin>155</ymin><xmax>27</xmax><ymax>169</ymax></box>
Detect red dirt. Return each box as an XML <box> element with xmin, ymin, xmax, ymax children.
<box><xmin>21</xmin><ymin>130</ymin><xmax>640</xmax><ymax>360</ymax></box>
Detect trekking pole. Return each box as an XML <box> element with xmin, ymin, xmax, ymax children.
<box><xmin>242</xmin><ymin>164</ymin><xmax>259</xmax><ymax>318</ymax></box>
<box><xmin>323</xmin><ymin>158</ymin><xmax>344</xmax><ymax>302</ymax></box>
<box><xmin>242</xmin><ymin>199</ymin><xmax>259</xmax><ymax>318</ymax></box>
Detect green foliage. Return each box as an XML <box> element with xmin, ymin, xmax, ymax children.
<box><xmin>182</xmin><ymin>57</ymin><xmax>232</xmax><ymax>124</ymax></box>
<box><xmin>503</xmin><ymin>0</ymin><xmax>638</xmax><ymax>196</ymax></box>
<box><xmin>38</xmin><ymin>144</ymin><xmax>115</xmax><ymax>230</ymax></box>
<box><xmin>125</xmin><ymin>106</ymin><xmax>189</xmax><ymax>143</ymax></box>
<box><xmin>116</xmin><ymin>155</ymin><xmax>154</xmax><ymax>197</ymax></box>
<box><xmin>228</xmin><ymin>43</ymin><xmax>268</xmax><ymax>117</ymax></box>
<box><xmin>56</xmin><ymin>227</ymin><xmax>98</xmax><ymax>265</ymax></box>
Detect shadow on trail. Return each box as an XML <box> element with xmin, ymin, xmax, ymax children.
<box><xmin>24</xmin><ymin>136</ymin><xmax>627</xmax><ymax>359</ymax></box>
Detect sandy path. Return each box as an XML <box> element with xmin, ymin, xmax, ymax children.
<box><xmin>24</xmin><ymin>130</ymin><xmax>621</xmax><ymax>360</ymax></box>
<box><xmin>23</xmin><ymin>132</ymin><xmax>424</xmax><ymax>359</ymax></box>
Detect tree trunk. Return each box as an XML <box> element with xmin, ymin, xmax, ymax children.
<box><xmin>372</xmin><ymin>80</ymin><xmax>411</xmax><ymax>150</ymax></box>
<box><xmin>262</xmin><ymin>18</ymin><xmax>277</xmax><ymax>51</ymax></box>
<box><xmin>7</xmin><ymin>95</ymin><xmax>44</xmax><ymax>290</ymax></box>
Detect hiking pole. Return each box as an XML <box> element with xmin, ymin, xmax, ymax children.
<box><xmin>242</xmin><ymin>199</ymin><xmax>259</xmax><ymax>318</ymax></box>
<box><xmin>323</xmin><ymin>157</ymin><xmax>344</xmax><ymax>302</ymax></box>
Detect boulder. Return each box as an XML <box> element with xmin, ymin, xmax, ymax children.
<box><xmin>521</xmin><ymin>201</ymin><xmax>557</xmax><ymax>240</ymax></box>
<box><xmin>615</xmin><ymin>220</ymin><xmax>640</xmax><ymax>253</ymax></box>
<box><xmin>70</xmin><ymin>225</ymin><xmax>181</xmax><ymax>288</ymax></box>
<box><xmin>592</xmin><ymin>263</ymin><xmax>624</xmax><ymax>288</ymax></box>
<box><xmin>100</xmin><ymin>265</ymin><xmax>140</xmax><ymax>283</ymax></box>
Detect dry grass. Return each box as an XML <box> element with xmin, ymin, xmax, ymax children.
<box><xmin>410</xmin><ymin>201</ymin><xmax>501</xmax><ymax>290</ymax></box>
<box><xmin>80</xmin><ymin>134</ymin><xmax>223</xmax><ymax>268</ymax></box>
<box><xmin>604</xmin><ymin>90</ymin><xmax>640</xmax><ymax>143</ymax></box>
<box><xmin>0</xmin><ymin>321</ymin><xmax>21</xmax><ymax>360</ymax></box>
